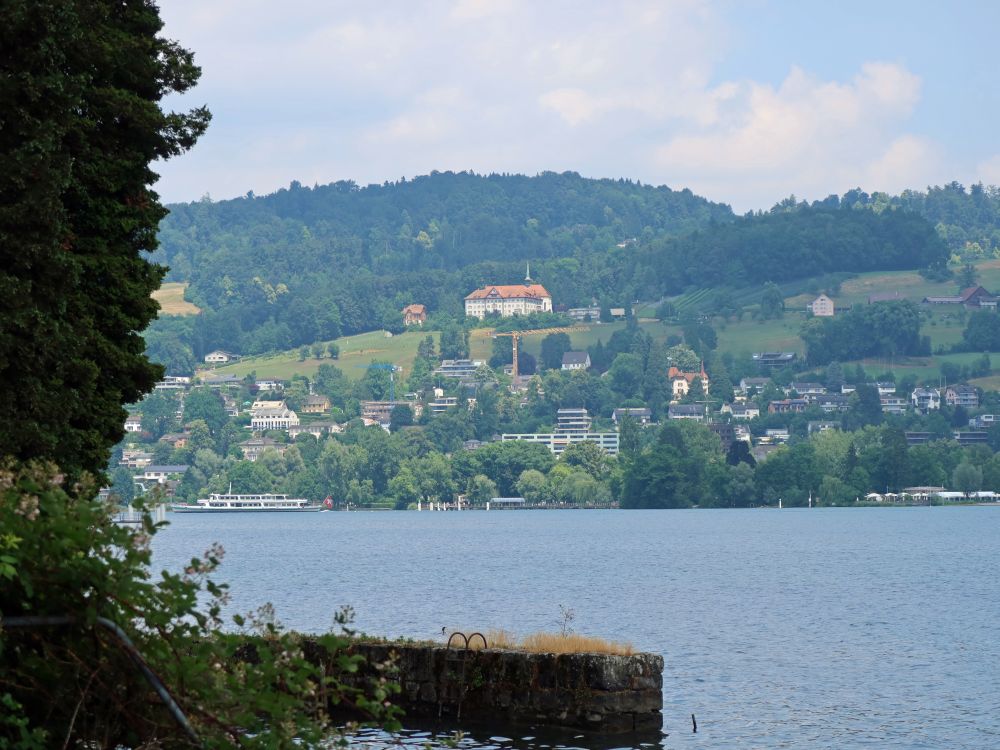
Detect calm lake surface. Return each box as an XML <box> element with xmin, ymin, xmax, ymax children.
<box><xmin>153</xmin><ymin>507</ymin><xmax>1000</xmax><ymax>749</ymax></box>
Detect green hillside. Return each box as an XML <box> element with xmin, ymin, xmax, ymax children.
<box><xmin>204</xmin><ymin>259</ymin><xmax>1000</xmax><ymax>387</ymax></box>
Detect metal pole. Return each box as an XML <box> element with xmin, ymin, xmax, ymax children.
<box><xmin>1</xmin><ymin>614</ymin><xmax>200</xmax><ymax>745</ymax></box>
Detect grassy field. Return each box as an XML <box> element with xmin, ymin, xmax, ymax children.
<box><xmin>152</xmin><ymin>282</ymin><xmax>200</xmax><ymax>316</ymax></box>
<box><xmin>202</xmin><ymin>260</ymin><xmax>1000</xmax><ymax>385</ymax></box>
<box><xmin>207</xmin><ymin>329</ymin><xmax>437</xmax><ymax>381</ymax></box>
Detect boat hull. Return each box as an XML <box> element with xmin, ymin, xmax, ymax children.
<box><xmin>171</xmin><ymin>506</ymin><xmax>322</xmax><ymax>513</ymax></box>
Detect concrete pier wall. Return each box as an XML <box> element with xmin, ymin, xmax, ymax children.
<box><xmin>345</xmin><ymin>642</ymin><xmax>663</xmax><ymax>734</ymax></box>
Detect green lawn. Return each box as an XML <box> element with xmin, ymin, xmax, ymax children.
<box><xmin>205</xmin><ymin>329</ymin><xmax>437</xmax><ymax>381</ymax></box>
<box><xmin>200</xmin><ymin>260</ymin><xmax>1000</xmax><ymax>386</ymax></box>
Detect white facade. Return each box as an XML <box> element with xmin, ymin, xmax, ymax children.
<box><xmin>251</xmin><ymin>407</ymin><xmax>300</xmax><ymax>431</ymax></box>
<box><xmin>464</xmin><ymin>284</ymin><xmax>552</xmax><ymax>319</ymax></box>
<box><xmin>809</xmin><ymin>294</ymin><xmax>835</xmax><ymax>316</ymax></box>
<box><xmin>501</xmin><ymin>432</ymin><xmax>619</xmax><ymax>455</ymax></box>
<box><xmin>204</xmin><ymin>350</ymin><xmax>234</xmax><ymax>364</ymax></box>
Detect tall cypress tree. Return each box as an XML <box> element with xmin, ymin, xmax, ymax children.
<box><xmin>0</xmin><ymin>0</ymin><xmax>209</xmax><ymax>476</ymax></box>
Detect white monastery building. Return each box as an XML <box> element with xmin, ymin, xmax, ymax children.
<box><xmin>464</xmin><ymin>265</ymin><xmax>552</xmax><ymax>319</ymax></box>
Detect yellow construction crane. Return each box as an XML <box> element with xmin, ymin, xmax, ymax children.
<box><xmin>491</xmin><ymin>326</ymin><xmax>588</xmax><ymax>379</ymax></box>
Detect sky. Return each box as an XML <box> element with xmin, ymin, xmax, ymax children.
<box><xmin>156</xmin><ymin>0</ymin><xmax>1000</xmax><ymax>212</ymax></box>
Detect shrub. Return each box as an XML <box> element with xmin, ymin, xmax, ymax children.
<box><xmin>0</xmin><ymin>461</ymin><xmax>400</xmax><ymax>748</ymax></box>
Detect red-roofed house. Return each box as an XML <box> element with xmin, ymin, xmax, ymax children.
<box><xmin>668</xmin><ymin>365</ymin><xmax>710</xmax><ymax>401</ymax></box>
<box><xmin>402</xmin><ymin>303</ymin><xmax>427</xmax><ymax>326</ymax></box>
<box><xmin>465</xmin><ymin>284</ymin><xmax>552</xmax><ymax>319</ymax></box>
<box><xmin>464</xmin><ymin>283</ymin><xmax>552</xmax><ymax>318</ymax></box>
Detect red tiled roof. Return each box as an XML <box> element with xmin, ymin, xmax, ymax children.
<box><xmin>465</xmin><ymin>284</ymin><xmax>551</xmax><ymax>301</ymax></box>
<box><xmin>402</xmin><ymin>304</ymin><xmax>426</xmax><ymax>314</ymax></box>
<box><xmin>668</xmin><ymin>365</ymin><xmax>707</xmax><ymax>382</ymax></box>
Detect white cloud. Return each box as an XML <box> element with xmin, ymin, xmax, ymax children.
<box><xmin>653</xmin><ymin>62</ymin><xmax>934</xmax><ymax>207</ymax></box>
<box><xmin>155</xmin><ymin>2</ymin><xmax>971</xmax><ymax>211</ymax></box>
<box><xmin>977</xmin><ymin>155</ymin><xmax>1000</xmax><ymax>185</ymax></box>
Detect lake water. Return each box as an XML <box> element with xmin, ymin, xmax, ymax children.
<box><xmin>152</xmin><ymin>507</ymin><xmax>1000</xmax><ymax>749</ymax></box>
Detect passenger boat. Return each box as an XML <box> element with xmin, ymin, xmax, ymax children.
<box><xmin>172</xmin><ymin>491</ymin><xmax>322</xmax><ymax>513</ymax></box>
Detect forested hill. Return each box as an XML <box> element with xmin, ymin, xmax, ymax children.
<box><xmin>152</xmin><ymin>171</ymin><xmax>948</xmax><ymax>360</ymax></box>
<box><xmin>157</xmin><ymin>170</ymin><xmax>732</xmax><ymax>284</ymax></box>
<box><xmin>626</xmin><ymin>202</ymin><xmax>947</xmax><ymax>297</ymax></box>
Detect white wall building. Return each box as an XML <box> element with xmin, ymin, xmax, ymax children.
<box><xmin>809</xmin><ymin>294</ymin><xmax>835</xmax><ymax>316</ymax></box>
<box><xmin>464</xmin><ymin>281</ymin><xmax>552</xmax><ymax>319</ymax></box>
<box><xmin>250</xmin><ymin>407</ymin><xmax>300</xmax><ymax>431</ymax></box>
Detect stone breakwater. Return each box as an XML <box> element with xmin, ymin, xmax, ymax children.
<box><xmin>346</xmin><ymin>642</ymin><xmax>663</xmax><ymax>734</ymax></box>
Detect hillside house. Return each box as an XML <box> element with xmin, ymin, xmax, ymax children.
<box><xmin>880</xmin><ymin>396</ymin><xmax>907</xmax><ymax>414</ymax></box>
<box><xmin>739</xmin><ymin>377</ymin><xmax>771</xmax><ymax>394</ymax></box>
<box><xmin>816</xmin><ymin>394</ymin><xmax>850</xmax><ymax>413</ymax></box>
<box><xmin>911</xmin><ymin>388</ymin><xmax>941</xmax><ymax>412</ymax></box>
<box><xmin>435</xmin><ymin>359</ymin><xmax>485</xmax><ymax>379</ymax></box>
<box><xmin>668</xmin><ymin>365</ymin><xmax>709</xmax><ymax>400</ymax></box>
<box><xmin>240</xmin><ymin>437</ymin><xmax>286</xmax><ymax>462</ymax></box>
<box><xmin>923</xmin><ymin>286</ymin><xmax>998</xmax><ymax>309</ymax></box>
<box><xmin>204</xmin><ymin>350</ymin><xmax>236</xmax><ymax>365</ymax></box>
<box><xmin>725</xmin><ymin>403</ymin><xmax>760</xmax><ymax>420</ymax></box>
<box><xmin>201</xmin><ymin>374</ymin><xmax>240</xmax><ymax>388</ymax></box>
<box><xmin>428</xmin><ymin>396</ymin><xmax>459</xmax><ymax>415</ymax></box>
<box><xmin>668</xmin><ymin>404</ymin><xmax>705</xmax><ymax>421</ymax></box>
<box><xmin>159</xmin><ymin>432</ymin><xmax>190</xmax><ymax>449</ymax></box>
<box><xmin>953</xmin><ymin>431</ymin><xmax>989</xmax><ymax>446</ymax></box>
<box><xmin>944</xmin><ymin>385</ymin><xmax>979</xmax><ymax>408</ymax></box>
<box><xmin>464</xmin><ymin>274</ymin><xmax>553</xmax><ymax>318</ymax></box>
<box><xmin>288</xmin><ymin>422</ymin><xmax>341</xmax><ymax>439</ymax></box>
<box><xmin>500</xmin><ymin>431</ymin><xmax>619</xmax><ymax>456</ymax></box>
<box><xmin>250</xmin><ymin>407</ymin><xmax>299</xmax><ymax>431</ymax></box>
<box><xmin>140</xmin><ymin>465</ymin><xmax>189</xmax><ymax>484</ymax></box>
<box><xmin>707</xmin><ymin>422</ymin><xmax>735</xmax><ymax>451</ymax></box>
<box><xmin>302</xmin><ymin>394</ymin><xmax>331</xmax><ymax>414</ymax></box>
<box><xmin>154</xmin><ymin>375</ymin><xmax>190</xmax><ymax>391</ymax></box>
<box><xmin>612</xmin><ymin>407</ymin><xmax>652</xmax><ymax>425</ymax></box>
<box><xmin>768</xmin><ymin>398</ymin><xmax>808</xmax><ymax>414</ymax></box>
<box><xmin>809</xmin><ymin>294</ymin><xmax>835</xmax><ymax>317</ymax></box>
<box><xmin>124</xmin><ymin>414</ymin><xmax>143</xmax><ymax>433</ymax></box>
<box><xmin>561</xmin><ymin>351</ymin><xmax>591</xmax><ymax>371</ymax></box>
<box><xmin>256</xmin><ymin>379</ymin><xmax>285</xmax><ymax>392</ymax></box>
<box><xmin>567</xmin><ymin>306</ymin><xmax>601</xmax><ymax>322</ymax></box>
<box><xmin>788</xmin><ymin>382</ymin><xmax>826</xmax><ymax>399</ymax></box>
<box><xmin>402</xmin><ymin>303</ymin><xmax>427</xmax><ymax>326</ymax></box>
<box><xmin>557</xmin><ymin>408</ymin><xmax>593</xmax><ymax>433</ymax></box>
<box><xmin>752</xmin><ymin>352</ymin><xmax>796</xmax><ymax>369</ymax></box>
<box><xmin>251</xmin><ymin>399</ymin><xmax>286</xmax><ymax>414</ymax></box>
<box><xmin>361</xmin><ymin>401</ymin><xmax>397</xmax><ymax>424</ymax></box>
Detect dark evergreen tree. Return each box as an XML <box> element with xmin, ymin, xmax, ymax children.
<box><xmin>0</xmin><ymin>0</ymin><xmax>209</xmax><ymax>477</ymax></box>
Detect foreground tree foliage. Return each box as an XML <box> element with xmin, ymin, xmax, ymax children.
<box><xmin>0</xmin><ymin>463</ymin><xmax>400</xmax><ymax>747</ymax></box>
<box><xmin>0</xmin><ymin>0</ymin><xmax>209</xmax><ymax>478</ymax></box>
<box><xmin>0</xmin><ymin>2</ymin><xmax>400</xmax><ymax>746</ymax></box>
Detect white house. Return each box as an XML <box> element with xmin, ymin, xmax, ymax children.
<box><xmin>464</xmin><ymin>269</ymin><xmax>553</xmax><ymax>319</ymax></box>
<box><xmin>561</xmin><ymin>351</ymin><xmax>591</xmax><ymax>371</ymax></box>
<box><xmin>250</xmin><ymin>407</ymin><xmax>300</xmax><ymax>432</ymax></box>
<box><xmin>140</xmin><ymin>465</ymin><xmax>189</xmax><ymax>484</ymax></box>
<box><xmin>124</xmin><ymin>414</ymin><xmax>143</xmax><ymax>433</ymax></box>
<box><xmin>204</xmin><ymin>350</ymin><xmax>236</xmax><ymax>365</ymax></box>
<box><xmin>809</xmin><ymin>294</ymin><xmax>835</xmax><ymax>317</ymax></box>
<box><xmin>911</xmin><ymin>387</ymin><xmax>941</xmax><ymax>412</ymax></box>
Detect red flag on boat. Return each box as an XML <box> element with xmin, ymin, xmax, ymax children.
<box><xmin>323</xmin><ymin>496</ymin><xmax>333</xmax><ymax>509</ymax></box>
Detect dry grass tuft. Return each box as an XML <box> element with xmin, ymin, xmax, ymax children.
<box><xmin>468</xmin><ymin>628</ymin><xmax>633</xmax><ymax>656</ymax></box>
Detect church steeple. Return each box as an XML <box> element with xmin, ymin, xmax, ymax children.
<box><xmin>524</xmin><ymin>261</ymin><xmax>532</xmax><ymax>285</ymax></box>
